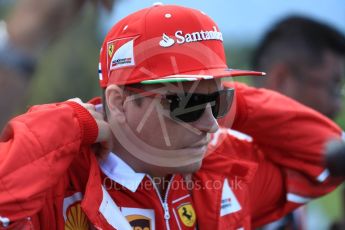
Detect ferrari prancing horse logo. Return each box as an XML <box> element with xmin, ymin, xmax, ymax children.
<box><xmin>177</xmin><ymin>203</ymin><xmax>196</xmax><ymax>227</ymax></box>
<box><xmin>108</xmin><ymin>44</ymin><xmax>114</xmax><ymax>58</ymax></box>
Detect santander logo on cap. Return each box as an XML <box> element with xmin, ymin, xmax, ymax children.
<box><xmin>159</xmin><ymin>33</ymin><xmax>175</xmax><ymax>47</ymax></box>
<box><xmin>159</xmin><ymin>26</ymin><xmax>223</xmax><ymax>48</ymax></box>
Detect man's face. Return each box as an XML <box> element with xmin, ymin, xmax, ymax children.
<box><xmin>106</xmin><ymin>79</ymin><xmax>229</xmax><ymax>175</ymax></box>
<box><xmin>279</xmin><ymin>50</ymin><xmax>344</xmax><ymax>119</ymax></box>
<box><xmin>295</xmin><ymin>51</ymin><xmax>344</xmax><ymax>119</ymax></box>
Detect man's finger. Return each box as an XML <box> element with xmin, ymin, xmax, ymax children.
<box><xmin>67</xmin><ymin>97</ymin><xmax>83</xmax><ymax>104</ymax></box>
<box><xmin>89</xmin><ymin>110</ymin><xmax>103</xmax><ymax>120</ymax></box>
<box><xmin>96</xmin><ymin>120</ymin><xmax>111</xmax><ymax>143</ymax></box>
<box><xmin>83</xmin><ymin>103</ymin><xmax>95</xmax><ymax>110</ymax></box>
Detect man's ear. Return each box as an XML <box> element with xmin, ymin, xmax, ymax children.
<box><xmin>105</xmin><ymin>85</ymin><xmax>126</xmax><ymax>123</ymax></box>
<box><xmin>267</xmin><ymin>63</ymin><xmax>294</xmax><ymax>92</ymax></box>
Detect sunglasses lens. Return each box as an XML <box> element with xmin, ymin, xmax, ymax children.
<box><xmin>212</xmin><ymin>89</ymin><xmax>234</xmax><ymax>118</ymax></box>
<box><xmin>170</xmin><ymin>94</ymin><xmax>206</xmax><ymax>122</ymax></box>
<box><xmin>168</xmin><ymin>89</ymin><xmax>234</xmax><ymax>123</ymax></box>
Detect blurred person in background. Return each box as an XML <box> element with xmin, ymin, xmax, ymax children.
<box><xmin>0</xmin><ymin>0</ymin><xmax>115</xmax><ymax>129</ymax></box>
<box><xmin>252</xmin><ymin>16</ymin><xmax>345</xmax><ymax>120</ymax></box>
<box><xmin>251</xmin><ymin>15</ymin><xmax>345</xmax><ymax>230</ymax></box>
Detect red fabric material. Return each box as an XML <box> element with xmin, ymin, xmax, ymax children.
<box><xmin>222</xmin><ymin>82</ymin><xmax>343</xmax><ymax>227</ymax></box>
<box><xmin>0</xmin><ymin>102</ymin><xmax>97</xmax><ymax>224</ymax></box>
<box><xmin>65</xmin><ymin>101</ymin><xmax>98</xmax><ymax>145</ymax></box>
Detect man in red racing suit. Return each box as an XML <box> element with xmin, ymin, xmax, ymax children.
<box><xmin>0</xmin><ymin>4</ymin><xmax>343</xmax><ymax>230</ymax></box>
<box><xmin>0</xmin><ymin>82</ymin><xmax>343</xmax><ymax>229</ymax></box>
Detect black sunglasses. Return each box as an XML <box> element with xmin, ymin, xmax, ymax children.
<box><xmin>125</xmin><ymin>87</ymin><xmax>234</xmax><ymax>123</ymax></box>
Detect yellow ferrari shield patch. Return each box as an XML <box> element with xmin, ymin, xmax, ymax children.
<box><xmin>108</xmin><ymin>44</ymin><xmax>114</xmax><ymax>58</ymax></box>
<box><xmin>177</xmin><ymin>203</ymin><xmax>196</xmax><ymax>227</ymax></box>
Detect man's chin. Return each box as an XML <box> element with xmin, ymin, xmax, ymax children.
<box><xmin>171</xmin><ymin>161</ymin><xmax>203</xmax><ymax>175</ymax></box>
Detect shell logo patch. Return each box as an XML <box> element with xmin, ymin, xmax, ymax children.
<box><xmin>177</xmin><ymin>203</ymin><xmax>196</xmax><ymax>227</ymax></box>
<box><xmin>126</xmin><ymin>215</ymin><xmax>151</xmax><ymax>230</ymax></box>
<box><xmin>64</xmin><ymin>203</ymin><xmax>89</xmax><ymax>230</ymax></box>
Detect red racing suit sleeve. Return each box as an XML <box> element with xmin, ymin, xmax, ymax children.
<box><xmin>221</xmin><ymin>82</ymin><xmax>343</xmax><ymax>227</ymax></box>
<box><xmin>0</xmin><ymin>102</ymin><xmax>98</xmax><ymax>226</ymax></box>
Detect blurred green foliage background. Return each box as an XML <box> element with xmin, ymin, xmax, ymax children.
<box><xmin>28</xmin><ymin>6</ymin><xmax>102</xmax><ymax>105</ymax></box>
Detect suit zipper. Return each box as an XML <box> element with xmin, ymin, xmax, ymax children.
<box><xmin>148</xmin><ymin>175</ymin><xmax>175</xmax><ymax>230</ymax></box>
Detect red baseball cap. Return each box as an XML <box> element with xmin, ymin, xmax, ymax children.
<box><xmin>98</xmin><ymin>4</ymin><xmax>265</xmax><ymax>87</ymax></box>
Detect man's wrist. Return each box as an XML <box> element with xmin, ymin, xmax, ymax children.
<box><xmin>0</xmin><ymin>21</ymin><xmax>37</xmax><ymax>77</ymax></box>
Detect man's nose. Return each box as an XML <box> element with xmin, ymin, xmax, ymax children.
<box><xmin>192</xmin><ymin>103</ymin><xmax>219</xmax><ymax>133</ymax></box>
